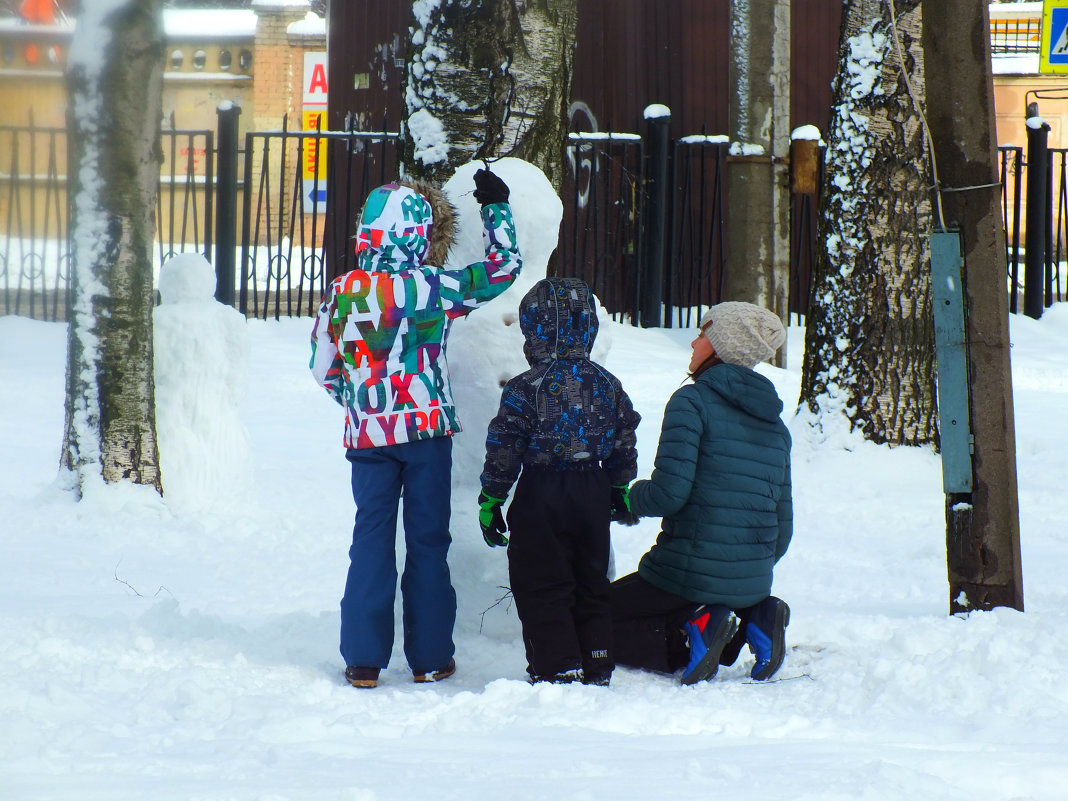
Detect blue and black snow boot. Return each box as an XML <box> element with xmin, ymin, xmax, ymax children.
<box><xmin>746</xmin><ymin>596</ymin><xmax>791</xmax><ymax>681</ymax></box>
<box><xmin>680</xmin><ymin>605</ymin><xmax>739</xmax><ymax>685</ymax></box>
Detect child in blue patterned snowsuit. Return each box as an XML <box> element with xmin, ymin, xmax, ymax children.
<box><xmin>478</xmin><ymin>277</ymin><xmax>640</xmax><ymax>686</ymax></box>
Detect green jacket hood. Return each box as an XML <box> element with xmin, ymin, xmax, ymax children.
<box><xmin>698</xmin><ymin>363</ymin><xmax>784</xmax><ymax>423</ymax></box>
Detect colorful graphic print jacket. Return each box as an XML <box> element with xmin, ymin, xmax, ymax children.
<box><xmin>480</xmin><ymin>277</ymin><xmax>640</xmax><ymax>499</ymax></box>
<box><xmin>310</xmin><ymin>183</ymin><xmax>522</xmax><ymax>449</ymax></box>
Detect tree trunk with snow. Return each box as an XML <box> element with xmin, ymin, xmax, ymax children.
<box><xmin>401</xmin><ymin>0</ymin><xmax>578</xmax><ymax>190</ymax></box>
<box><xmin>61</xmin><ymin>0</ymin><xmax>165</xmax><ymax>495</ymax></box>
<box><xmin>798</xmin><ymin>0</ymin><xmax>936</xmax><ymax>446</ymax></box>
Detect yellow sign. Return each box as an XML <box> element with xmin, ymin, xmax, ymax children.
<box><xmin>1040</xmin><ymin>0</ymin><xmax>1068</xmax><ymax>73</ymax></box>
<box><xmin>302</xmin><ymin>110</ymin><xmax>328</xmax><ymax>181</ymax></box>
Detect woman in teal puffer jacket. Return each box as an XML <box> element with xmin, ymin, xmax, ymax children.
<box><xmin>611</xmin><ymin>301</ymin><xmax>793</xmax><ymax>685</ymax></box>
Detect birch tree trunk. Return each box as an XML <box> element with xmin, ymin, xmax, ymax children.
<box><xmin>61</xmin><ymin>0</ymin><xmax>164</xmax><ymax>495</ymax></box>
<box><xmin>799</xmin><ymin>0</ymin><xmax>937</xmax><ymax>446</ymax></box>
<box><xmin>401</xmin><ymin>0</ymin><xmax>578</xmax><ymax>190</ymax></box>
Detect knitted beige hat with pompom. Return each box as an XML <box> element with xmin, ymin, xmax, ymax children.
<box><xmin>700</xmin><ymin>301</ymin><xmax>786</xmax><ymax>368</ymax></box>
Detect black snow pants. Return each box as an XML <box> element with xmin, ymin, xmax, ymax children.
<box><xmin>610</xmin><ymin>572</ymin><xmax>761</xmax><ymax>674</ymax></box>
<box><xmin>506</xmin><ymin>467</ymin><xmax>613</xmax><ymax>681</ymax></box>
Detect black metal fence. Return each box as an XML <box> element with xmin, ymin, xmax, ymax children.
<box><xmin>561</xmin><ymin>133</ymin><xmax>645</xmax><ymax>322</ymax></box>
<box><xmin>0</xmin><ymin>115</ymin><xmax>213</xmax><ymax>321</ymax></box>
<box><xmin>666</xmin><ymin>136</ymin><xmax>730</xmax><ymax>329</ymax></box>
<box><xmin>1000</xmin><ymin>145</ymin><xmax>1024</xmax><ymax>313</ymax></box>
<box><xmin>2</xmin><ymin>111</ymin><xmax>1062</xmax><ymax>325</ymax></box>
<box><xmin>233</xmin><ymin>117</ymin><xmax>399</xmax><ymax>319</ymax></box>
<box><xmin>997</xmin><ymin>130</ymin><xmax>1066</xmax><ymax>317</ymax></box>
<box><xmin>561</xmin><ymin>129</ymin><xmax>794</xmax><ymax>328</ymax></box>
<box><xmin>0</xmin><ymin>118</ymin><xmax>68</xmax><ymax>321</ymax></box>
<box><xmin>1043</xmin><ymin>148</ymin><xmax>1068</xmax><ymax>310</ymax></box>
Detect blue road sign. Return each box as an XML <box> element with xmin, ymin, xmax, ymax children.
<box><xmin>1049</xmin><ymin>7</ymin><xmax>1068</xmax><ymax>64</ymax></box>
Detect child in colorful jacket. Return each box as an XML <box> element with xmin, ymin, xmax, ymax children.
<box><xmin>310</xmin><ymin>170</ymin><xmax>520</xmax><ymax>689</ymax></box>
<box><xmin>478</xmin><ymin>277</ymin><xmax>640</xmax><ymax>686</ymax></box>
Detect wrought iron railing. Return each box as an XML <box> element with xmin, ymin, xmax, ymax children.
<box><xmin>4</xmin><ymin>118</ymin><xmax>1051</xmax><ymax>325</ymax></box>
<box><xmin>237</xmin><ymin>121</ymin><xmax>399</xmax><ymax>319</ymax></box>
<box><xmin>0</xmin><ymin>118</ymin><xmax>213</xmax><ymax>321</ymax></box>
<box><xmin>665</xmin><ymin>136</ymin><xmax>729</xmax><ymax>329</ymax></box>
<box><xmin>561</xmin><ymin>132</ymin><xmax>645</xmax><ymax>323</ymax></box>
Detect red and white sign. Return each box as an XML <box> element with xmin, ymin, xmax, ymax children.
<box><xmin>303</xmin><ymin>52</ymin><xmax>328</xmax><ymax>106</ymax></box>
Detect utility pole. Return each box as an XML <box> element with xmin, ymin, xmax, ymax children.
<box><xmin>922</xmin><ymin>0</ymin><xmax>1023</xmax><ymax>612</ymax></box>
<box><xmin>725</xmin><ymin>0</ymin><xmax>791</xmax><ymax>365</ymax></box>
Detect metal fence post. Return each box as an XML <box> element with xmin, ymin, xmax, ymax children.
<box><xmin>214</xmin><ymin>102</ymin><xmax>241</xmax><ymax>307</ymax></box>
<box><xmin>1024</xmin><ymin>114</ymin><xmax>1049</xmax><ymax>319</ymax></box>
<box><xmin>641</xmin><ymin>106</ymin><xmax>670</xmax><ymax>328</ymax></box>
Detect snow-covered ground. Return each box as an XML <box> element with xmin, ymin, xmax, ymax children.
<box><xmin>2</xmin><ymin>295</ymin><xmax>1067</xmax><ymax>799</ymax></box>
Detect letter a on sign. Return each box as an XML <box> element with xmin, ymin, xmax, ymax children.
<box><xmin>303</xmin><ymin>52</ymin><xmax>329</xmax><ymax>104</ymax></box>
<box><xmin>309</xmin><ymin>63</ymin><xmax>328</xmax><ymax>94</ymax></box>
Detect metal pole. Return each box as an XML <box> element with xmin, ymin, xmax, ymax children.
<box><xmin>1024</xmin><ymin>115</ymin><xmax>1049</xmax><ymax>320</ymax></box>
<box><xmin>641</xmin><ymin>108</ymin><xmax>670</xmax><ymax>328</ymax></box>
<box><xmin>214</xmin><ymin>102</ymin><xmax>241</xmax><ymax>307</ymax></box>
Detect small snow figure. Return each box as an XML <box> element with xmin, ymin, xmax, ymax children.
<box><xmin>153</xmin><ymin>253</ymin><xmax>252</xmax><ymax>511</ymax></box>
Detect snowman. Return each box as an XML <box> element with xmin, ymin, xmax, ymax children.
<box><xmin>153</xmin><ymin>253</ymin><xmax>253</xmax><ymax>512</ymax></box>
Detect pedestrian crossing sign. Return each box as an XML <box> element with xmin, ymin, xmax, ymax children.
<box><xmin>1041</xmin><ymin>1</ymin><xmax>1068</xmax><ymax>73</ymax></box>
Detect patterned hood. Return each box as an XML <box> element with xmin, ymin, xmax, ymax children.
<box><xmin>519</xmin><ymin>277</ymin><xmax>599</xmax><ymax>365</ymax></box>
<box><xmin>354</xmin><ymin>183</ymin><xmax>434</xmax><ymax>273</ymax></box>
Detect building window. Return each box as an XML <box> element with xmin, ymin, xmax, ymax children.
<box><xmin>2</xmin><ymin>42</ymin><xmax>14</xmax><ymax>65</ymax></box>
<box><xmin>170</xmin><ymin>49</ymin><xmax>184</xmax><ymax>71</ymax></box>
<box><xmin>239</xmin><ymin>49</ymin><xmax>252</xmax><ymax>71</ymax></box>
<box><xmin>219</xmin><ymin>49</ymin><xmax>232</xmax><ymax>71</ymax></box>
<box><xmin>193</xmin><ymin>49</ymin><xmax>206</xmax><ymax>71</ymax></box>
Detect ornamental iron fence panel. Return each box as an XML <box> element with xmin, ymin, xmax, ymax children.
<box><xmin>2</xmin><ymin>116</ymin><xmax>1048</xmax><ymax>326</ymax></box>
<box><xmin>0</xmin><ymin>116</ymin><xmax>213</xmax><ymax>321</ymax></box>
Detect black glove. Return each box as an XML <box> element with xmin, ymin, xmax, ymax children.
<box><xmin>478</xmin><ymin>491</ymin><xmax>509</xmax><ymax>547</ymax></box>
<box><xmin>473</xmin><ymin>169</ymin><xmax>510</xmax><ymax>206</ymax></box>
<box><xmin>609</xmin><ymin>485</ymin><xmax>639</xmax><ymax>526</ymax></box>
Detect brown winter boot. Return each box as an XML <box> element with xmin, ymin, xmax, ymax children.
<box><xmin>413</xmin><ymin>658</ymin><xmax>456</xmax><ymax>683</ymax></box>
<box><xmin>345</xmin><ymin>665</ymin><xmax>381</xmax><ymax>689</ymax></box>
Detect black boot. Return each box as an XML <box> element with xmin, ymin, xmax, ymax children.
<box><xmin>746</xmin><ymin>596</ymin><xmax>790</xmax><ymax>680</ymax></box>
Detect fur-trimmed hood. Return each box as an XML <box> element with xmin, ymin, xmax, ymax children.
<box><xmin>353</xmin><ymin>179</ymin><xmax>457</xmax><ymax>272</ymax></box>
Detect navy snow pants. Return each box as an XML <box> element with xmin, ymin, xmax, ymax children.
<box><xmin>341</xmin><ymin>437</ymin><xmax>456</xmax><ymax>675</ymax></box>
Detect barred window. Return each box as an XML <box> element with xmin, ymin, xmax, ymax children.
<box><xmin>990</xmin><ymin>17</ymin><xmax>1041</xmax><ymax>55</ymax></box>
